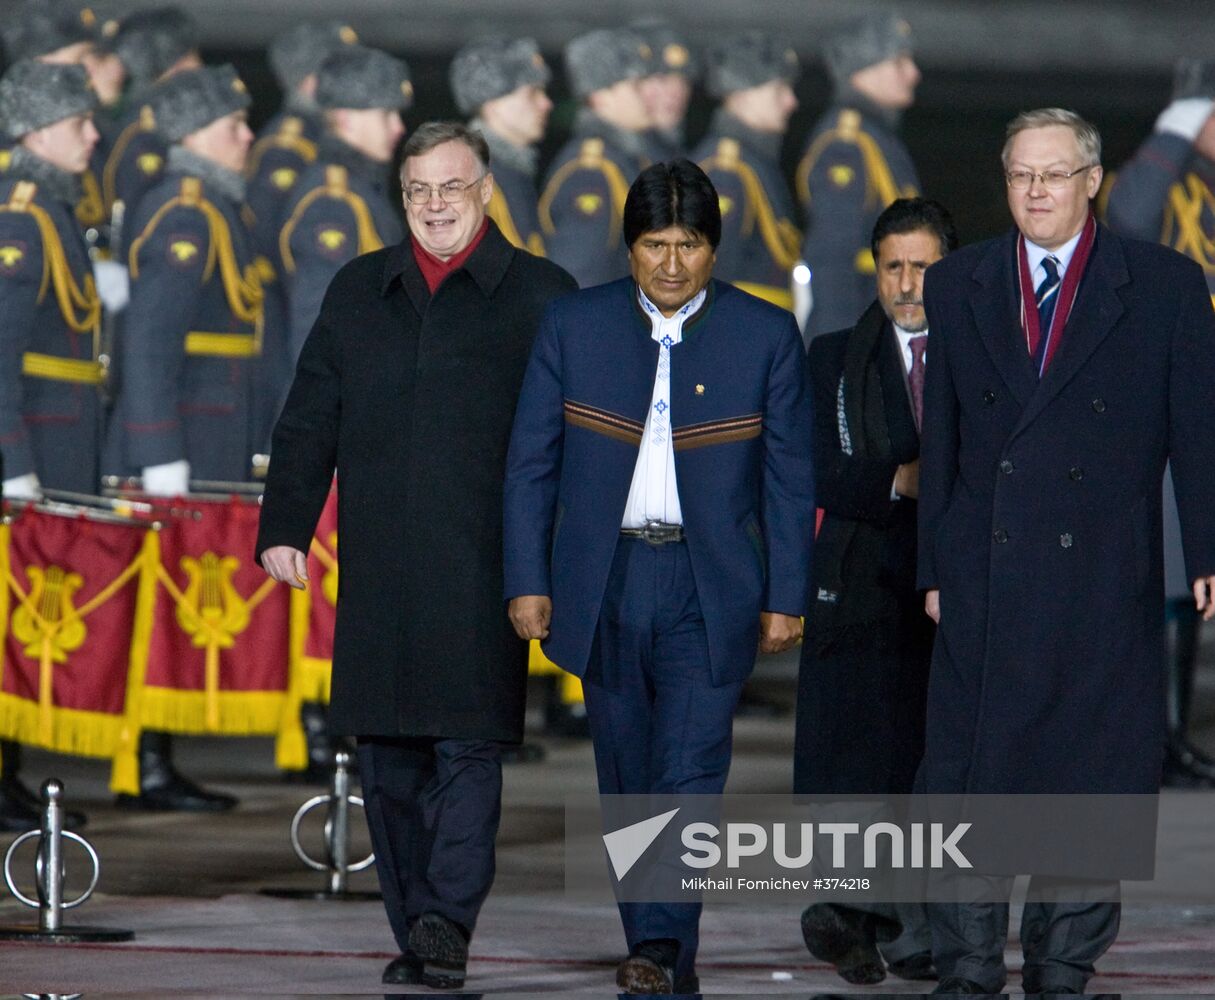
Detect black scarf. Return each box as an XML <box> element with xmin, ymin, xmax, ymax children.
<box><xmin>811</xmin><ymin>300</ymin><xmax>904</xmax><ymax>654</ymax></box>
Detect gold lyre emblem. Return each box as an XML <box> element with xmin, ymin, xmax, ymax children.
<box><xmin>177</xmin><ymin>552</ymin><xmax>252</xmax><ymax>731</ymax></box>
<box><xmin>12</xmin><ymin>566</ymin><xmax>86</xmax><ymax>663</ymax></box>
<box><xmin>177</xmin><ymin>552</ymin><xmax>250</xmax><ymax>649</ymax></box>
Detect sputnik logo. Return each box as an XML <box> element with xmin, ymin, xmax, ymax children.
<box><xmin>602</xmin><ymin>808</ymin><xmax>680</xmax><ymax>880</ymax></box>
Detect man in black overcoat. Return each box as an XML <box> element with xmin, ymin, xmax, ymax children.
<box><xmin>794</xmin><ymin>198</ymin><xmax>957</xmax><ymax>986</ymax></box>
<box><xmin>256</xmin><ymin>121</ymin><xmax>576</xmax><ymax>990</ymax></box>
<box><xmin>918</xmin><ymin>108</ymin><xmax>1215</xmax><ymax>995</ymax></box>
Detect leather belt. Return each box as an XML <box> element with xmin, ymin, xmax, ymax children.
<box><xmin>620</xmin><ymin>521</ymin><xmax>684</xmax><ymax>545</ymax></box>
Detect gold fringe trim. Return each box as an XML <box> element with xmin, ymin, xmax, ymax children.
<box><xmin>0</xmin><ymin>691</ymin><xmax>123</xmax><ymax>757</ymax></box>
<box><xmin>136</xmin><ymin>688</ymin><xmax>285</xmax><ymax>735</ymax></box>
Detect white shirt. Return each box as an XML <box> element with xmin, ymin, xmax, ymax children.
<box><xmin>1025</xmin><ymin>228</ymin><xmax>1083</xmax><ymax>288</ymax></box>
<box><xmin>620</xmin><ymin>286</ymin><xmax>707</xmax><ymax>528</ymax></box>
<box><xmin>893</xmin><ymin>323</ymin><xmax>926</xmax><ymax>376</ymax></box>
<box><xmin>891</xmin><ymin>323</ymin><xmax>927</xmax><ymax>500</ymax></box>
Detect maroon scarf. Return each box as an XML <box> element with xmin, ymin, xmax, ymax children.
<box><xmin>1016</xmin><ymin>214</ymin><xmax>1097</xmax><ymax>375</ymax></box>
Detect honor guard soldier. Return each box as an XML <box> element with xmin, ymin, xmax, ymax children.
<box><xmin>99</xmin><ymin>7</ymin><xmax>202</xmax><ymax>246</ymax></box>
<box><xmin>633</xmin><ymin>18</ymin><xmax>698</xmax><ymax>162</ymax></box>
<box><xmin>117</xmin><ymin>65</ymin><xmax>257</xmax><ymax>813</ymax></box>
<box><xmin>0</xmin><ymin>61</ymin><xmax>102</xmax><ymax>501</ymax></box>
<box><xmin>1106</xmin><ymin>59</ymin><xmax>1215</xmax><ymax>789</ymax></box>
<box><xmin>0</xmin><ymin>60</ymin><xmax>101</xmax><ymax>832</ymax></box>
<box><xmin>539</xmin><ymin>27</ymin><xmax>653</xmax><ymax>288</ymax></box>
<box><xmin>278</xmin><ymin>45</ymin><xmax>409</xmax><ymax>366</ymax></box>
<box><xmin>694</xmin><ymin>32</ymin><xmax>802</xmax><ymax>310</ymax></box>
<box><xmin>122</xmin><ymin>64</ymin><xmax>261</xmax><ymax>495</ymax></box>
<box><xmin>247</xmin><ymin>20</ymin><xmax>360</xmax><ymax>451</ymax></box>
<box><xmin>450</xmin><ymin>36</ymin><xmax>552</xmax><ymax>256</ymax></box>
<box><xmin>797</xmin><ymin>11</ymin><xmax>920</xmax><ymax>339</ymax></box>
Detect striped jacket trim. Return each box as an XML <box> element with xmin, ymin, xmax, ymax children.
<box><xmin>672</xmin><ymin>413</ymin><xmax>763</xmax><ymax>451</ymax></box>
<box><xmin>563</xmin><ymin>399</ymin><xmax>644</xmax><ymax>446</ymax></box>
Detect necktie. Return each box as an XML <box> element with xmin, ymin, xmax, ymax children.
<box><xmin>1033</xmin><ymin>255</ymin><xmax>1061</xmax><ymax>370</ymax></box>
<box><xmin>908</xmin><ymin>334</ymin><xmax>927</xmax><ymax>430</ymax></box>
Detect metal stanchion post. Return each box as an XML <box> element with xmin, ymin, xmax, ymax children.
<box><xmin>262</xmin><ymin>750</ymin><xmax>380</xmax><ymax>901</ymax></box>
<box><xmin>0</xmin><ymin>780</ymin><xmax>133</xmax><ymax>941</ymax></box>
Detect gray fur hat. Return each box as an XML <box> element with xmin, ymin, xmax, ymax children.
<box><xmin>269</xmin><ymin>20</ymin><xmax>360</xmax><ymax>92</ymax></box>
<box><xmin>706</xmin><ymin>32</ymin><xmax>799</xmax><ymax>99</ymax></box>
<box><xmin>823</xmin><ymin>10</ymin><xmax>914</xmax><ymax>84</ymax></box>
<box><xmin>564</xmin><ymin>28</ymin><xmax>652</xmax><ymax>100</ymax></box>
<box><xmin>0</xmin><ymin>60</ymin><xmax>97</xmax><ymax>137</ymax></box>
<box><xmin>449</xmin><ymin>37</ymin><xmax>550</xmax><ymax>115</ymax></box>
<box><xmin>1173</xmin><ymin>58</ymin><xmax>1215</xmax><ymax>101</ymax></box>
<box><xmin>109</xmin><ymin>7</ymin><xmax>199</xmax><ymax>88</ymax></box>
<box><xmin>631</xmin><ymin>18</ymin><xmax>699</xmax><ymax>81</ymax></box>
<box><xmin>2</xmin><ymin>0</ymin><xmax>97</xmax><ymax>62</ymax></box>
<box><xmin>147</xmin><ymin>64</ymin><xmax>250</xmax><ymax>142</ymax></box>
<box><xmin>315</xmin><ymin>46</ymin><xmax>413</xmax><ymax>111</ymax></box>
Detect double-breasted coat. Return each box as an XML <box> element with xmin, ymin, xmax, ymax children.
<box><xmin>256</xmin><ymin>222</ymin><xmax>577</xmax><ymax>741</ymax></box>
<box><xmin>917</xmin><ymin>225</ymin><xmax>1215</xmax><ymax>796</ymax></box>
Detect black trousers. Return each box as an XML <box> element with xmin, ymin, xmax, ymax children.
<box><xmin>357</xmin><ymin>737</ymin><xmax>503</xmax><ymax>952</ymax></box>
<box><xmin>928</xmin><ymin>876</ymin><xmax>1120</xmax><ymax>992</ymax></box>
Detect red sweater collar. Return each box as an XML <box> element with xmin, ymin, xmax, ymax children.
<box><xmin>410</xmin><ymin>219</ymin><xmax>490</xmax><ymax>293</ymax></box>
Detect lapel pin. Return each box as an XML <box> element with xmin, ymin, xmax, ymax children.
<box><xmin>695</xmin><ymin>384</ymin><xmax>705</xmax><ymax>396</ymax></box>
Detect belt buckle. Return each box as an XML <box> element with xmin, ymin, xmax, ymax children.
<box><xmin>641</xmin><ymin>520</ymin><xmax>667</xmax><ymax>545</ymax></box>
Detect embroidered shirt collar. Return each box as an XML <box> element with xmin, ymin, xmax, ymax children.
<box><xmin>636</xmin><ymin>285</ymin><xmax>707</xmax><ymax>345</ymax></box>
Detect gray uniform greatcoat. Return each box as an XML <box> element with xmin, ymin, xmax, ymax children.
<box><xmin>917</xmin><ymin>225</ymin><xmax>1215</xmax><ymax>798</ymax></box>
<box><xmin>256</xmin><ymin>222</ymin><xmax>577</xmax><ymax>741</ymax></box>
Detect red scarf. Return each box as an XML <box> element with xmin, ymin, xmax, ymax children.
<box><xmin>1016</xmin><ymin>214</ymin><xmax>1097</xmax><ymax>375</ymax></box>
<box><xmin>410</xmin><ymin>219</ymin><xmax>490</xmax><ymax>293</ymax></box>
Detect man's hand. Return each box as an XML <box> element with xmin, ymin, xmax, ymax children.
<box><xmin>1194</xmin><ymin>576</ymin><xmax>1215</xmax><ymax>622</ymax></box>
<box><xmin>759</xmin><ymin>611</ymin><xmax>802</xmax><ymax>654</ymax></box>
<box><xmin>925</xmin><ymin>588</ymin><xmax>940</xmax><ymax>623</ymax></box>
<box><xmin>894</xmin><ymin>459</ymin><xmax>920</xmax><ymax>499</ymax></box>
<box><xmin>509</xmin><ymin>595</ymin><xmax>552</xmax><ymax>640</ymax></box>
<box><xmin>262</xmin><ymin>545</ymin><xmax>309</xmax><ymax>590</ymax></box>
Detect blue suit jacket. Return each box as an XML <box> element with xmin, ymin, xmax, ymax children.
<box><xmin>504</xmin><ymin>277</ymin><xmax>815</xmax><ymax>685</ymax></box>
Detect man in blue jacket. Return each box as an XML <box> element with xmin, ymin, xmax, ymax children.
<box><xmin>504</xmin><ymin>159</ymin><xmax>815</xmax><ymax>994</ymax></box>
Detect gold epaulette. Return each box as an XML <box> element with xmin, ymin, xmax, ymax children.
<box><xmin>325</xmin><ymin>165</ymin><xmax>349</xmax><ymax>194</ymax></box>
<box><xmin>837</xmin><ymin>109</ymin><xmax>861</xmax><ymax>139</ymax></box>
<box><xmin>180</xmin><ymin>176</ymin><xmax>202</xmax><ymax>206</ymax></box>
<box><xmin>246</xmin><ymin>116</ymin><xmax>319</xmax><ymax>178</ymax></box>
<box><xmin>10</xmin><ymin>181</ymin><xmax>35</xmax><ymax>211</ymax></box>
<box><xmin>716</xmin><ymin>138</ymin><xmax>740</xmax><ymax>167</ymax></box>
<box><xmin>578</xmin><ymin>138</ymin><xmax>605</xmax><ymax>167</ymax></box>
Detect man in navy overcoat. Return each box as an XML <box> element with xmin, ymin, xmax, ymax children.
<box><xmin>504</xmin><ymin>159</ymin><xmax>815</xmax><ymax>994</ymax></box>
<box><xmin>917</xmin><ymin>108</ymin><xmax>1215</xmax><ymax>995</ymax></box>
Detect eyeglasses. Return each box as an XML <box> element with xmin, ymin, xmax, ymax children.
<box><xmin>403</xmin><ymin>175</ymin><xmax>486</xmax><ymax>205</ymax></box>
<box><xmin>1005</xmin><ymin>165</ymin><xmax>1095</xmax><ymax>190</ymax></box>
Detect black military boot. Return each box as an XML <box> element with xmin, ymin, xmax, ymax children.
<box><xmin>114</xmin><ymin>731</ymin><xmax>237</xmax><ymax>811</ymax></box>
<box><xmin>287</xmin><ymin>700</ymin><xmax>339</xmax><ymax>784</ymax></box>
<box><xmin>0</xmin><ymin>740</ymin><xmax>87</xmax><ymax>830</ymax></box>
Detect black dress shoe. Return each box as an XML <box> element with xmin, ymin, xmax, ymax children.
<box><xmin>672</xmin><ymin>971</ymin><xmax>700</xmax><ymax>995</ymax></box>
<box><xmin>407</xmin><ymin>912</ymin><xmax>469</xmax><ymax>989</ymax></box>
<box><xmin>888</xmin><ymin>951</ymin><xmax>939</xmax><ymax>981</ymax></box>
<box><xmin>381</xmin><ymin>952</ymin><xmax>423</xmax><ymax>984</ymax></box>
<box><xmin>932</xmin><ymin>975</ymin><xmax>991</xmax><ymax>994</ymax></box>
<box><xmin>800</xmin><ymin>903</ymin><xmax>887</xmax><ymax>985</ymax></box>
<box><xmin>616</xmin><ymin>939</ymin><xmax>679</xmax><ymax>994</ymax></box>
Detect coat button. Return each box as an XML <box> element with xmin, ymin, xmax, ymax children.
<box><xmin>1069</xmin><ymin>466</ymin><xmax>1084</xmax><ymax>481</ymax></box>
<box><xmin>983</xmin><ymin>390</ymin><xmax>997</xmax><ymax>404</ymax></box>
<box><xmin>993</xmin><ymin>528</ymin><xmax>1008</xmax><ymax>543</ymax></box>
<box><xmin>1092</xmin><ymin>398</ymin><xmax>1106</xmax><ymax>413</ymax></box>
<box><xmin>1060</xmin><ymin>533</ymin><xmax>1074</xmax><ymax>548</ymax></box>
<box><xmin>1000</xmin><ymin>459</ymin><xmax>1014</xmax><ymax>475</ymax></box>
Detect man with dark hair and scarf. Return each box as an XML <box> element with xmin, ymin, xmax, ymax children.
<box><xmin>794</xmin><ymin>196</ymin><xmax>957</xmax><ymax>988</ymax></box>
